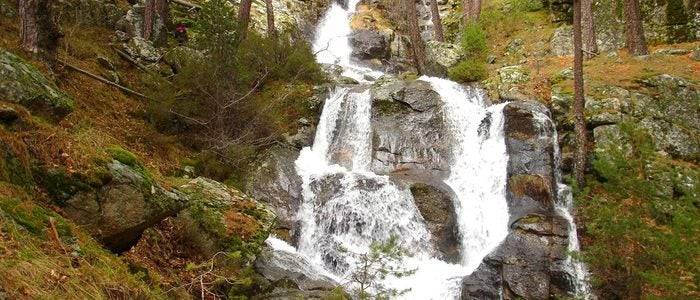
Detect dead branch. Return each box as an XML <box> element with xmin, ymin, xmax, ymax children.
<box><xmin>113</xmin><ymin>47</ymin><xmax>150</xmax><ymax>73</ymax></box>
<box><xmin>58</xmin><ymin>59</ymin><xmax>150</xmax><ymax>99</ymax></box>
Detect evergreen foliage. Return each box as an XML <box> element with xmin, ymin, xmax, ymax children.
<box><xmin>579</xmin><ymin>122</ymin><xmax>699</xmax><ymax>298</ymax></box>
<box><xmin>449</xmin><ymin>23</ymin><xmax>488</xmax><ymax>82</ymax></box>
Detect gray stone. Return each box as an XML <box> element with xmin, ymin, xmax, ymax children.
<box><xmin>246</xmin><ymin>146</ymin><xmax>304</xmax><ymax>245</ymax></box>
<box><xmin>369</xmin><ymin>79</ymin><xmax>449</xmax><ymax>181</ymax></box>
<box><xmin>0</xmin><ymin>48</ymin><xmax>74</xmax><ymax>120</ymax></box>
<box><xmin>550</xmin><ymin>26</ymin><xmax>573</xmax><ymax>56</ymax></box>
<box><xmin>410</xmin><ymin>183</ymin><xmax>459</xmax><ymax>263</ymax></box>
<box><xmin>498</xmin><ymin>65</ymin><xmax>529</xmax><ymax>85</ymax></box>
<box><xmin>425</xmin><ymin>40</ymin><xmax>463</xmax><ymax>76</ymax></box>
<box><xmin>123</xmin><ymin>37</ymin><xmax>160</xmax><ymax>62</ymax></box>
<box><xmin>350</xmin><ymin>29</ymin><xmax>391</xmax><ymax>60</ymax></box>
<box><xmin>255</xmin><ymin>246</ymin><xmax>338</xmax><ymax>292</ymax></box>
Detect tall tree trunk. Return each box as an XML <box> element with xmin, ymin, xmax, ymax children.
<box><xmin>264</xmin><ymin>0</ymin><xmax>277</xmax><ymax>38</ymax></box>
<box><xmin>581</xmin><ymin>0</ymin><xmax>598</xmax><ymax>59</ymax></box>
<box><xmin>238</xmin><ymin>0</ymin><xmax>253</xmax><ymax>42</ymax></box>
<box><xmin>573</xmin><ymin>0</ymin><xmax>588</xmax><ymax>187</ymax></box>
<box><xmin>471</xmin><ymin>0</ymin><xmax>481</xmax><ymax>22</ymax></box>
<box><xmin>623</xmin><ymin>0</ymin><xmax>648</xmax><ymax>55</ymax></box>
<box><xmin>37</xmin><ymin>0</ymin><xmax>61</xmax><ymax>67</ymax></box>
<box><xmin>429</xmin><ymin>0</ymin><xmax>445</xmax><ymax>42</ymax></box>
<box><xmin>462</xmin><ymin>0</ymin><xmax>472</xmax><ymax>25</ymax></box>
<box><xmin>19</xmin><ymin>0</ymin><xmax>39</xmax><ymax>54</ymax></box>
<box><xmin>404</xmin><ymin>0</ymin><xmax>426</xmax><ymax>73</ymax></box>
<box><xmin>144</xmin><ymin>0</ymin><xmax>170</xmax><ymax>41</ymax></box>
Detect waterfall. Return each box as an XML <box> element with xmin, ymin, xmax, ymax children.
<box><xmin>262</xmin><ymin>0</ymin><xmax>590</xmax><ymax>298</ymax></box>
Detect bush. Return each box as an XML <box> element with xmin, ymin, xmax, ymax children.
<box><xmin>579</xmin><ymin>122</ymin><xmax>699</xmax><ymax>298</ymax></box>
<box><xmin>448</xmin><ymin>58</ymin><xmax>487</xmax><ymax>82</ymax></box>
<box><xmin>459</xmin><ymin>23</ymin><xmax>488</xmax><ymax>58</ymax></box>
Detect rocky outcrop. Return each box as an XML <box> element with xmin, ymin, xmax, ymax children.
<box><xmin>369</xmin><ymin>78</ymin><xmax>449</xmax><ymax>182</ymax></box>
<box><xmin>350</xmin><ymin>29</ymin><xmax>391</xmax><ymax>60</ymax></box>
<box><xmin>44</xmin><ymin>159</ymin><xmax>185</xmax><ymax>252</ymax></box>
<box><xmin>410</xmin><ymin>183</ymin><xmax>459</xmax><ymax>263</ymax></box>
<box><xmin>0</xmin><ymin>49</ymin><xmax>74</xmax><ymax>120</ymax></box>
<box><xmin>246</xmin><ymin>146</ymin><xmax>304</xmax><ymax>245</ymax></box>
<box><xmin>424</xmin><ymin>41</ymin><xmax>463</xmax><ymax>76</ymax></box>
<box><xmin>175</xmin><ymin>177</ymin><xmax>276</xmax><ymax>257</ymax></box>
<box><xmin>462</xmin><ymin>101</ymin><xmax>575</xmax><ymax>299</ymax></box>
<box><xmin>255</xmin><ymin>241</ymin><xmax>338</xmax><ymax>293</ymax></box>
<box><xmin>553</xmin><ymin>74</ymin><xmax>699</xmax><ymax>163</ymax></box>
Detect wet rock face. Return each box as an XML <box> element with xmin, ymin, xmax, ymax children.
<box><xmin>462</xmin><ymin>100</ymin><xmax>575</xmax><ymax>300</ymax></box>
<box><xmin>350</xmin><ymin>29</ymin><xmax>391</xmax><ymax>60</ymax></box>
<box><xmin>410</xmin><ymin>183</ymin><xmax>460</xmax><ymax>263</ymax></box>
<box><xmin>246</xmin><ymin>146</ymin><xmax>304</xmax><ymax>245</ymax></box>
<box><xmin>369</xmin><ymin>79</ymin><xmax>449</xmax><ymax>182</ymax></box>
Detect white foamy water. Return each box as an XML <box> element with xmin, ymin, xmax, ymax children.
<box><xmin>263</xmin><ymin>0</ymin><xmax>590</xmax><ymax>299</ymax></box>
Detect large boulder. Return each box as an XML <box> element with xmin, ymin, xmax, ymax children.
<box><xmin>45</xmin><ymin>158</ymin><xmax>185</xmax><ymax>252</ymax></box>
<box><xmin>462</xmin><ymin>101</ymin><xmax>576</xmax><ymax>299</ymax></box>
<box><xmin>369</xmin><ymin>79</ymin><xmax>449</xmax><ymax>182</ymax></box>
<box><xmin>0</xmin><ymin>49</ymin><xmax>74</xmax><ymax>120</ymax></box>
<box><xmin>350</xmin><ymin>29</ymin><xmax>391</xmax><ymax>60</ymax></box>
<box><xmin>174</xmin><ymin>177</ymin><xmax>276</xmax><ymax>258</ymax></box>
<box><xmin>424</xmin><ymin>41</ymin><xmax>463</xmax><ymax>76</ymax></box>
<box><xmin>255</xmin><ymin>239</ymin><xmax>338</xmax><ymax>293</ymax></box>
<box><xmin>246</xmin><ymin>146</ymin><xmax>304</xmax><ymax>245</ymax></box>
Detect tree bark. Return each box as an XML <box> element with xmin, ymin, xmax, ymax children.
<box><xmin>429</xmin><ymin>0</ymin><xmax>445</xmax><ymax>42</ymax></box>
<box><xmin>461</xmin><ymin>0</ymin><xmax>472</xmax><ymax>25</ymax></box>
<box><xmin>573</xmin><ymin>0</ymin><xmax>588</xmax><ymax>187</ymax></box>
<box><xmin>471</xmin><ymin>0</ymin><xmax>481</xmax><ymax>22</ymax></box>
<box><xmin>623</xmin><ymin>0</ymin><xmax>648</xmax><ymax>55</ymax></box>
<box><xmin>143</xmin><ymin>0</ymin><xmax>170</xmax><ymax>41</ymax></box>
<box><xmin>403</xmin><ymin>0</ymin><xmax>426</xmax><ymax>73</ymax></box>
<box><xmin>264</xmin><ymin>0</ymin><xmax>277</xmax><ymax>38</ymax></box>
<box><xmin>19</xmin><ymin>0</ymin><xmax>39</xmax><ymax>54</ymax></box>
<box><xmin>238</xmin><ymin>0</ymin><xmax>253</xmax><ymax>42</ymax></box>
<box><xmin>581</xmin><ymin>0</ymin><xmax>598</xmax><ymax>59</ymax></box>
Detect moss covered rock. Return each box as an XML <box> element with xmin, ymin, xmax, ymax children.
<box><xmin>175</xmin><ymin>177</ymin><xmax>276</xmax><ymax>260</ymax></box>
<box><xmin>0</xmin><ymin>48</ymin><xmax>74</xmax><ymax>120</ymax></box>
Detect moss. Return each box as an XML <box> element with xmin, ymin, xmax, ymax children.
<box><xmin>106</xmin><ymin>145</ymin><xmax>142</xmax><ymax>168</ymax></box>
<box><xmin>35</xmin><ymin>167</ymin><xmax>94</xmax><ymax>205</ymax></box>
<box><xmin>0</xmin><ymin>190</ymin><xmax>164</xmax><ymax>299</ymax></box>
<box><xmin>0</xmin><ymin>48</ymin><xmax>74</xmax><ymax>120</ymax></box>
<box><xmin>0</xmin><ymin>134</ymin><xmax>33</xmax><ymax>188</ymax></box>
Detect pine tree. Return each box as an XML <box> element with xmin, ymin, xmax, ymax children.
<box><xmin>264</xmin><ymin>0</ymin><xmax>277</xmax><ymax>38</ymax></box>
<box><xmin>623</xmin><ymin>0</ymin><xmax>648</xmax><ymax>55</ymax></box>
<box><xmin>403</xmin><ymin>0</ymin><xmax>426</xmax><ymax>73</ymax></box>
<box><xmin>237</xmin><ymin>0</ymin><xmax>253</xmax><ymax>41</ymax></box>
<box><xmin>581</xmin><ymin>0</ymin><xmax>598</xmax><ymax>59</ymax></box>
<box><xmin>429</xmin><ymin>0</ymin><xmax>445</xmax><ymax>42</ymax></box>
<box><xmin>19</xmin><ymin>0</ymin><xmax>39</xmax><ymax>54</ymax></box>
<box><xmin>573</xmin><ymin>0</ymin><xmax>588</xmax><ymax>187</ymax></box>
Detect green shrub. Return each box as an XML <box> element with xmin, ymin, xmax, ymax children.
<box><xmin>448</xmin><ymin>59</ymin><xmax>487</xmax><ymax>82</ymax></box>
<box><xmin>506</xmin><ymin>0</ymin><xmax>544</xmax><ymax>12</ymax></box>
<box><xmin>459</xmin><ymin>23</ymin><xmax>488</xmax><ymax>58</ymax></box>
<box><xmin>579</xmin><ymin>122</ymin><xmax>699</xmax><ymax>298</ymax></box>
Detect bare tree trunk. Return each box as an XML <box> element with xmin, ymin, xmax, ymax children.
<box><xmin>623</xmin><ymin>0</ymin><xmax>648</xmax><ymax>55</ymax></box>
<box><xmin>461</xmin><ymin>0</ymin><xmax>471</xmax><ymax>25</ymax></box>
<box><xmin>37</xmin><ymin>0</ymin><xmax>61</xmax><ymax>67</ymax></box>
<box><xmin>404</xmin><ymin>0</ymin><xmax>426</xmax><ymax>73</ymax></box>
<box><xmin>264</xmin><ymin>0</ymin><xmax>277</xmax><ymax>38</ymax></box>
<box><xmin>143</xmin><ymin>0</ymin><xmax>170</xmax><ymax>41</ymax></box>
<box><xmin>429</xmin><ymin>0</ymin><xmax>445</xmax><ymax>42</ymax></box>
<box><xmin>581</xmin><ymin>0</ymin><xmax>598</xmax><ymax>59</ymax></box>
<box><xmin>238</xmin><ymin>0</ymin><xmax>253</xmax><ymax>42</ymax></box>
<box><xmin>573</xmin><ymin>0</ymin><xmax>588</xmax><ymax>187</ymax></box>
<box><xmin>19</xmin><ymin>0</ymin><xmax>39</xmax><ymax>54</ymax></box>
<box><xmin>471</xmin><ymin>0</ymin><xmax>481</xmax><ymax>22</ymax></box>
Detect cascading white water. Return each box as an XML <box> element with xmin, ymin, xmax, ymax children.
<box><xmin>266</xmin><ymin>0</ymin><xmax>511</xmax><ymax>298</ymax></box>
<box><xmin>265</xmin><ymin>0</ymin><xmax>587</xmax><ymax>298</ymax></box>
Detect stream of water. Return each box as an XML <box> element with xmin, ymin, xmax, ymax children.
<box><xmin>265</xmin><ymin>0</ymin><xmax>590</xmax><ymax>298</ymax></box>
